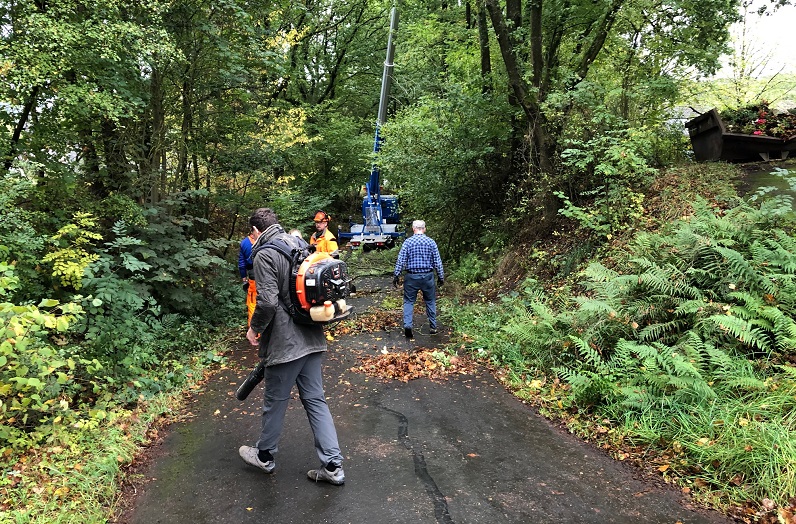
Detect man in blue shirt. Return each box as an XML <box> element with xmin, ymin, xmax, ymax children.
<box><xmin>239</xmin><ymin>230</ymin><xmax>257</xmax><ymax>326</ymax></box>
<box><xmin>393</xmin><ymin>220</ymin><xmax>444</xmax><ymax>339</ymax></box>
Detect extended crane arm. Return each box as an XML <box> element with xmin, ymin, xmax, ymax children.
<box><xmin>365</xmin><ymin>6</ymin><xmax>398</xmax><ymax>205</ymax></box>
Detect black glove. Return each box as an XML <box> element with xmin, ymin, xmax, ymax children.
<box><xmin>242</xmin><ymin>281</ymin><xmax>249</xmax><ymax>292</ymax></box>
<box><xmin>437</xmin><ymin>277</ymin><xmax>444</xmax><ymax>287</ymax></box>
<box><xmin>393</xmin><ymin>275</ymin><xmax>400</xmax><ymax>288</ymax></box>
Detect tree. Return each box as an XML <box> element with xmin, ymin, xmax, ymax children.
<box><xmin>482</xmin><ymin>0</ymin><xmax>739</xmax><ymax>184</ymax></box>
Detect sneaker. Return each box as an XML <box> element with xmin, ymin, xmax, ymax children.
<box><xmin>404</xmin><ymin>327</ymin><xmax>413</xmax><ymax>339</ymax></box>
<box><xmin>238</xmin><ymin>445</ymin><xmax>275</xmax><ymax>474</ymax></box>
<box><xmin>429</xmin><ymin>327</ymin><xmax>438</xmax><ymax>335</ymax></box>
<box><xmin>307</xmin><ymin>465</ymin><xmax>345</xmax><ymax>485</ymax></box>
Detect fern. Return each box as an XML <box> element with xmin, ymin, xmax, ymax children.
<box><xmin>707</xmin><ymin>314</ymin><xmax>772</xmax><ymax>355</ymax></box>
<box><xmin>638</xmin><ymin>319</ymin><xmax>690</xmax><ymax>342</ymax></box>
<box><xmin>582</xmin><ymin>262</ymin><xmax>619</xmax><ymax>283</ymax></box>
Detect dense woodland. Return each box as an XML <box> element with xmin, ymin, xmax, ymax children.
<box><xmin>3</xmin><ymin>0</ymin><xmax>796</xmax><ymax>522</ymax></box>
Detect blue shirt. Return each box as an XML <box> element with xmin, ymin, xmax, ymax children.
<box><xmin>239</xmin><ymin>235</ymin><xmax>254</xmax><ymax>278</ymax></box>
<box><xmin>394</xmin><ymin>233</ymin><xmax>444</xmax><ymax>280</ymax></box>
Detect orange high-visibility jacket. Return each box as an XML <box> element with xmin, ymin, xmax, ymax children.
<box><xmin>310</xmin><ymin>229</ymin><xmax>339</xmax><ymax>254</ymax></box>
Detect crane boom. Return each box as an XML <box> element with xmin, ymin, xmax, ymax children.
<box><xmin>339</xmin><ymin>7</ymin><xmax>404</xmax><ymax>251</ymax></box>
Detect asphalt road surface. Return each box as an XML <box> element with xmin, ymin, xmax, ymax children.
<box><xmin>115</xmin><ymin>277</ymin><xmax>731</xmax><ymax>524</ymax></box>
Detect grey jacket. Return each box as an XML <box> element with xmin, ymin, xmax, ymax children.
<box><xmin>249</xmin><ymin>224</ymin><xmax>327</xmax><ymax>365</ymax></box>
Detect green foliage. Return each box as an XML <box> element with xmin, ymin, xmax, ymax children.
<box><xmin>720</xmin><ymin>101</ymin><xmax>796</xmax><ymax>138</ymax></box>
<box><xmin>110</xmin><ymin>192</ymin><xmax>232</xmax><ymax>317</ymax></box>
<box><xmin>448</xmin><ymin>252</ymin><xmax>495</xmax><ymax>287</ymax></box>
<box><xmin>2</xmin><ymin>346</ymin><xmax>224</xmax><ymax>524</ymax></box>
<box><xmin>452</xmin><ymin>193</ymin><xmax>796</xmax><ymax>504</ymax></box>
<box><xmin>554</xmin><ymin>114</ymin><xmax>658</xmax><ymax>238</ymax></box>
<box><xmin>380</xmin><ymin>88</ymin><xmax>513</xmax><ymax>258</ymax></box>
<box><xmin>41</xmin><ymin>213</ymin><xmax>103</xmax><ymax>290</ymax></box>
<box><xmin>0</xmin><ymin>173</ymin><xmax>48</xmax><ymax>301</ymax></box>
<box><xmin>0</xmin><ymin>288</ymin><xmax>91</xmax><ymax>450</ymax></box>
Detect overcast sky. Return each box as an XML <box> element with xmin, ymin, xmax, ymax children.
<box><xmin>718</xmin><ymin>2</ymin><xmax>796</xmax><ymax>76</ymax></box>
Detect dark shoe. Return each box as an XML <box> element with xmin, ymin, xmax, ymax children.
<box><xmin>308</xmin><ymin>465</ymin><xmax>345</xmax><ymax>485</ymax></box>
<box><xmin>239</xmin><ymin>445</ymin><xmax>275</xmax><ymax>473</ymax></box>
<box><xmin>404</xmin><ymin>327</ymin><xmax>413</xmax><ymax>339</ymax></box>
<box><xmin>429</xmin><ymin>327</ymin><xmax>438</xmax><ymax>335</ymax></box>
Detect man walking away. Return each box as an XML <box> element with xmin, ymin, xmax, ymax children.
<box><xmin>239</xmin><ymin>207</ymin><xmax>345</xmax><ymax>485</ymax></box>
<box><xmin>393</xmin><ymin>220</ymin><xmax>444</xmax><ymax>339</ymax></box>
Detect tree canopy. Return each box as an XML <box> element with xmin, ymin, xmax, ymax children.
<box><xmin>1</xmin><ymin>0</ymin><xmax>752</xmax><ymax>253</ymax></box>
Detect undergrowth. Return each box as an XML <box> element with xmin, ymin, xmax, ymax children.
<box><xmin>1</xmin><ymin>345</ymin><xmax>226</xmax><ymax>524</ymax></box>
<box><xmin>448</xmin><ymin>162</ymin><xmax>796</xmax><ymax>516</ymax></box>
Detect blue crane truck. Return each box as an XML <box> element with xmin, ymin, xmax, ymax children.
<box><xmin>338</xmin><ymin>7</ymin><xmax>404</xmax><ymax>251</ymax></box>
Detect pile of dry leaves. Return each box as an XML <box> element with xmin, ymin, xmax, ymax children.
<box><xmin>352</xmin><ymin>349</ymin><xmax>477</xmax><ymax>382</ymax></box>
<box><xmin>330</xmin><ymin>308</ymin><xmax>400</xmax><ymax>336</ymax></box>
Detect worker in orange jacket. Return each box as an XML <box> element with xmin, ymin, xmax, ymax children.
<box><xmin>239</xmin><ymin>229</ymin><xmax>258</xmax><ymax>326</ymax></box>
<box><xmin>310</xmin><ymin>211</ymin><xmax>339</xmax><ymax>257</ymax></box>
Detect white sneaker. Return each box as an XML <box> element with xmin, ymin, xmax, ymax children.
<box><xmin>238</xmin><ymin>446</ymin><xmax>275</xmax><ymax>473</ymax></box>
<box><xmin>307</xmin><ymin>465</ymin><xmax>345</xmax><ymax>485</ymax></box>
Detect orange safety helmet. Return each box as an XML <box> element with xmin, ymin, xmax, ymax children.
<box><xmin>313</xmin><ymin>211</ymin><xmax>330</xmax><ymax>222</ymax></box>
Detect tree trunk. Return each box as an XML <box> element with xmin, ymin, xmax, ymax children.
<box><xmin>528</xmin><ymin>0</ymin><xmax>543</xmax><ymax>89</ymax></box>
<box><xmin>484</xmin><ymin>0</ymin><xmax>554</xmax><ymax>174</ymax></box>
<box><xmin>145</xmin><ymin>65</ymin><xmax>166</xmax><ymax>204</ymax></box>
<box><xmin>101</xmin><ymin>118</ymin><xmax>131</xmax><ymax>194</ymax></box>
<box><xmin>177</xmin><ymin>76</ymin><xmax>193</xmax><ymax>192</ymax></box>
<box><xmin>477</xmin><ymin>0</ymin><xmax>492</xmax><ymax>94</ymax></box>
<box><xmin>3</xmin><ymin>85</ymin><xmax>40</xmax><ymax>173</ymax></box>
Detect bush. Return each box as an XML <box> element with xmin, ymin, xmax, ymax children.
<box><xmin>720</xmin><ymin>101</ymin><xmax>796</xmax><ymax>138</ymax></box>
<box><xmin>454</xmin><ymin>195</ymin><xmax>796</xmax><ymax>504</ymax></box>
<box><xmin>449</xmin><ymin>252</ymin><xmax>494</xmax><ymax>287</ymax></box>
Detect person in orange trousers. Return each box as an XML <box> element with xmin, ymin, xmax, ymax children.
<box><xmin>239</xmin><ymin>229</ymin><xmax>257</xmax><ymax>326</ymax></box>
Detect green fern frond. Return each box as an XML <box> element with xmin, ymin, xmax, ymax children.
<box><xmin>724</xmin><ymin>375</ymin><xmax>767</xmax><ymax>392</ymax></box>
<box><xmin>778</xmin><ymin>364</ymin><xmax>796</xmax><ymax>379</ymax></box>
<box><xmin>582</xmin><ymin>262</ymin><xmax>619</xmax><ymax>283</ymax></box>
<box><xmin>573</xmin><ymin>297</ymin><xmax>616</xmax><ymax>317</ymax></box>
<box><xmin>632</xmin><ymin>263</ymin><xmax>701</xmax><ymax>300</ymax></box>
<box><xmin>673</xmin><ymin>299</ymin><xmax>709</xmax><ymax>316</ymax></box>
<box><xmin>713</xmin><ymin>246</ymin><xmax>775</xmax><ymax>294</ymax></box>
<box><xmin>638</xmin><ymin>319</ymin><xmax>689</xmax><ymax>342</ymax></box>
<box><xmin>707</xmin><ymin>314</ymin><xmax>772</xmax><ymax>353</ymax></box>
<box><xmin>727</xmin><ymin>290</ymin><xmax>764</xmax><ymax>311</ymax></box>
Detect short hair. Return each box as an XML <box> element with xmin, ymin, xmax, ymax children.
<box><xmin>250</xmin><ymin>208</ymin><xmax>278</xmax><ymax>232</ymax></box>
<box><xmin>412</xmin><ymin>220</ymin><xmax>426</xmax><ymax>230</ymax></box>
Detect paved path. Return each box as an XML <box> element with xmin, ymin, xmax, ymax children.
<box><xmin>116</xmin><ymin>277</ymin><xmax>731</xmax><ymax>524</ymax></box>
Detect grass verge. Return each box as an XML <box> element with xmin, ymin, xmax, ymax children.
<box><xmin>444</xmin><ymin>161</ymin><xmax>796</xmax><ymax>521</ymax></box>
<box><xmin>1</xmin><ymin>342</ymin><xmax>228</xmax><ymax>524</ymax></box>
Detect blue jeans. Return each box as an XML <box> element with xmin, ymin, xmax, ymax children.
<box><xmin>256</xmin><ymin>352</ymin><xmax>343</xmax><ymax>467</ymax></box>
<box><xmin>403</xmin><ymin>272</ymin><xmax>437</xmax><ymax>330</ymax></box>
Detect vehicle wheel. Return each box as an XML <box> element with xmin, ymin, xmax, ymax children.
<box><xmin>385</xmin><ymin>238</ymin><xmax>395</xmax><ymax>249</ymax></box>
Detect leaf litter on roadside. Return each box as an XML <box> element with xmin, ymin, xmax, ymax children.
<box><xmin>330</xmin><ymin>308</ymin><xmax>400</xmax><ymax>336</ymax></box>
<box><xmin>352</xmin><ymin>349</ymin><xmax>477</xmax><ymax>382</ymax></box>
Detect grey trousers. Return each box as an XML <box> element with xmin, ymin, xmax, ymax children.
<box><xmin>256</xmin><ymin>351</ymin><xmax>343</xmax><ymax>467</ymax></box>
